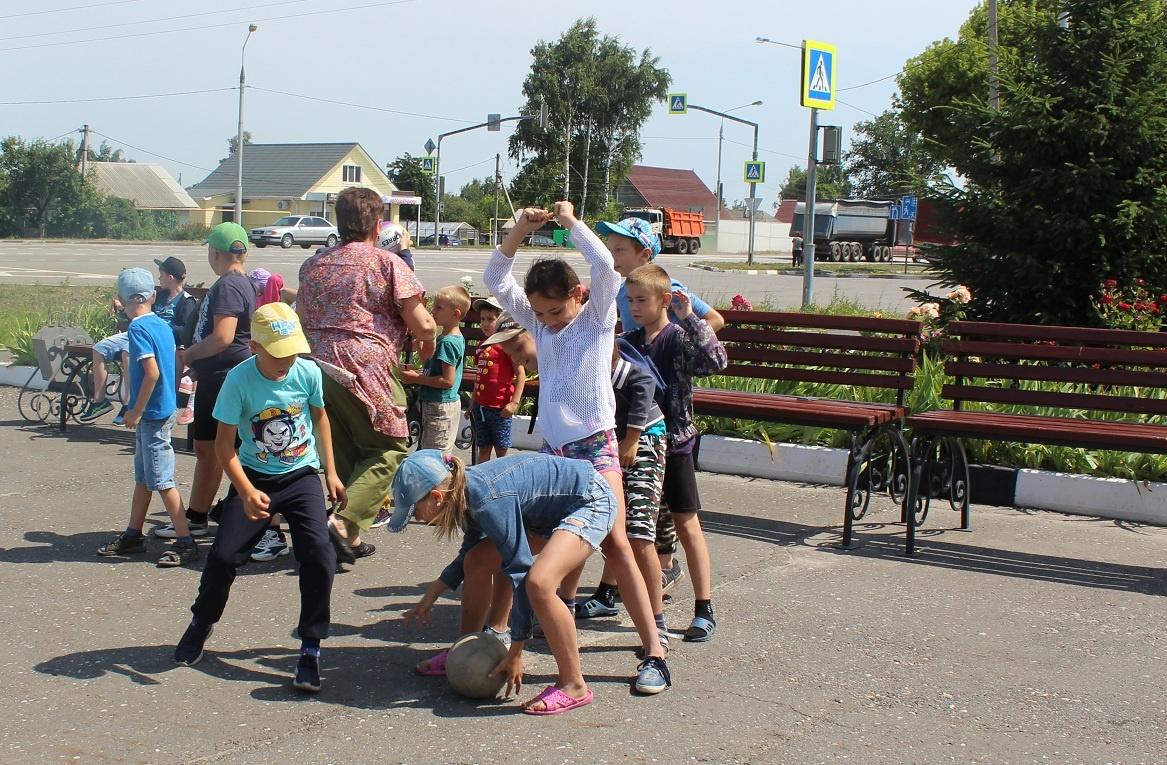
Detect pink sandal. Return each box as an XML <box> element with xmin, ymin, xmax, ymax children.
<box><xmin>521</xmin><ymin>685</ymin><xmax>594</xmax><ymax>716</ymax></box>
<box><xmin>414</xmin><ymin>649</ymin><xmax>449</xmax><ymax>676</ymax></box>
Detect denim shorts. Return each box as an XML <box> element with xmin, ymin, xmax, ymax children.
<box><xmin>548</xmin><ymin>475</ymin><xmax>616</xmax><ymax>551</ymax></box>
<box><xmin>94</xmin><ymin>332</ymin><xmax>130</xmax><ymax>363</ymax></box>
<box><xmin>473</xmin><ymin>404</ymin><xmax>513</xmax><ymax>449</ymax></box>
<box><xmin>541</xmin><ymin>429</ymin><xmax>622</xmax><ymax>476</ymax></box>
<box><xmin>134</xmin><ymin>412</ymin><xmax>176</xmax><ymax>491</ymax></box>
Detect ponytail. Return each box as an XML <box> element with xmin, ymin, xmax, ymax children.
<box><xmin>433</xmin><ymin>454</ymin><xmax>470</xmax><ymax>541</ymax></box>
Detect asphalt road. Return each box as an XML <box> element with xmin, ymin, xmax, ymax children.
<box><xmin>0</xmin><ymin>241</ymin><xmax>937</xmax><ymax>314</ymax></box>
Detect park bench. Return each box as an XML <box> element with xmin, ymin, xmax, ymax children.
<box><xmin>901</xmin><ymin>320</ymin><xmax>1167</xmax><ymax>556</ymax></box>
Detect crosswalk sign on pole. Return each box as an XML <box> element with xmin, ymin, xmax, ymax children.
<box><xmin>421</xmin><ymin>157</ymin><xmax>435</xmax><ymax>174</ymax></box>
<box><xmin>801</xmin><ymin>40</ymin><xmax>837</xmax><ymax>110</ymax></box>
<box><xmin>743</xmin><ymin>161</ymin><xmax>765</xmax><ymax>184</ymax></box>
<box><xmin>668</xmin><ymin>93</ymin><xmax>688</xmax><ymax>115</ymax></box>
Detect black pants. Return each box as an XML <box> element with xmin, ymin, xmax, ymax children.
<box><xmin>190</xmin><ymin>466</ymin><xmax>336</xmax><ymax>640</ymax></box>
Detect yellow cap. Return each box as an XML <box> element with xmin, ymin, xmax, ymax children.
<box><xmin>251</xmin><ymin>302</ymin><xmax>311</xmax><ymax>358</ymax></box>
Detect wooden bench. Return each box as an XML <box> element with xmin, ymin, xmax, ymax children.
<box><xmin>690</xmin><ymin>310</ymin><xmax>923</xmax><ymax>546</ymax></box>
<box><xmin>902</xmin><ymin>320</ymin><xmax>1167</xmax><ymax>556</ymax></box>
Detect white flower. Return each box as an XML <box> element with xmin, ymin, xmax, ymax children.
<box><xmin>921</xmin><ymin>302</ymin><xmax>941</xmax><ymax>319</ymax></box>
<box><xmin>460</xmin><ymin>275</ymin><xmax>475</xmax><ymax>294</ymax></box>
<box><xmin>947</xmin><ymin>286</ymin><xmax>972</xmax><ymax>304</ymax></box>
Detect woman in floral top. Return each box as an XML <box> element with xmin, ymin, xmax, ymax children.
<box><xmin>298</xmin><ymin>187</ymin><xmax>436</xmax><ymax>559</ymax></box>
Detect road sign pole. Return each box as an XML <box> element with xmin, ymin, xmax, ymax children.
<box><xmin>433</xmin><ymin>137</ymin><xmax>442</xmax><ymax>250</ymax></box>
<box><xmin>748</xmin><ymin>123</ymin><xmax>758</xmax><ymax>265</ymax></box>
<box><xmin>801</xmin><ymin>107</ymin><xmax>819</xmax><ymax>309</ymax></box>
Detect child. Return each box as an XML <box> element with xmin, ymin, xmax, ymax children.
<box><xmin>96</xmin><ymin>268</ymin><xmax>197</xmax><ymax>567</ymax></box>
<box><xmin>400</xmin><ymin>285</ymin><xmax>470</xmax><ymax>451</ymax></box>
<box><xmin>155</xmin><ymin>223</ymin><xmax>256</xmax><ymax>541</ymax></box>
<box><xmin>390</xmin><ymin>450</ymin><xmax>635</xmax><ymax>714</ymax></box>
<box><xmin>173</xmin><ymin>302</ymin><xmax>345</xmax><ymax>693</ymax></box>
<box><xmin>470</xmin><ymin>296</ymin><xmax>525</xmax><ymax>462</ymax></box>
<box><xmin>622</xmin><ymin>263</ymin><xmax>727</xmax><ymax>643</ymax></box>
<box><xmin>484</xmin><ymin>202</ymin><xmax>670</xmax><ymax>693</ymax></box>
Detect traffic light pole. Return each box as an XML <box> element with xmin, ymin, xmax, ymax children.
<box><xmin>688</xmin><ymin>104</ymin><xmax>760</xmax><ymax>264</ymax></box>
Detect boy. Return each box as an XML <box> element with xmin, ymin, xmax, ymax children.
<box><xmin>401</xmin><ymin>285</ymin><xmax>470</xmax><ymax>451</ymax></box>
<box><xmin>174</xmin><ymin>302</ymin><xmax>345</xmax><ymax>693</ymax></box>
<box><xmin>155</xmin><ymin>223</ymin><xmax>255</xmax><ymax>540</ymax></box>
<box><xmin>596</xmin><ymin>216</ymin><xmax>725</xmax><ymax>591</ymax></box>
<box><xmin>96</xmin><ymin>268</ymin><xmax>198</xmax><ymax>567</ymax></box>
<box><xmin>79</xmin><ymin>256</ymin><xmax>196</xmax><ymax>426</ymax></box>
<box><xmin>622</xmin><ymin>263</ymin><xmax>727</xmax><ymax>643</ymax></box>
<box><xmin>470</xmin><ymin>296</ymin><xmax>525</xmax><ymax>462</ymax></box>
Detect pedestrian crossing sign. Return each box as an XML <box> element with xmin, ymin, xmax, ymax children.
<box><xmin>801</xmin><ymin>39</ymin><xmax>837</xmax><ymax>110</ymax></box>
<box><xmin>421</xmin><ymin>157</ymin><xmax>435</xmax><ymax>174</ymax></box>
<box><xmin>668</xmin><ymin>93</ymin><xmax>688</xmax><ymax>115</ymax></box>
<box><xmin>743</xmin><ymin>161</ymin><xmax>765</xmax><ymax>184</ymax></box>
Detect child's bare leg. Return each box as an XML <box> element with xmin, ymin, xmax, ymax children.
<box><xmin>188</xmin><ymin>440</ymin><xmax>223</xmax><ymax>515</ymax></box>
<box><xmin>118</xmin><ymin>350</ymin><xmax>130</xmax><ymax>404</ymax></box>
<box><xmin>673</xmin><ymin>511</ymin><xmax>711</xmax><ymax>600</ymax></box>
<box><xmin>158</xmin><ymin>487</ymin><xmax>190</xmax><ymax>537</ymax></box>
<box><xmin>522</xmin><ymin>530</ymin><xmax>593</xmax><ymax>710</ymax></box>
<box><xmin>476</xmin><ymin>446</ymin><xmax>492</xmax><ymax>464</ymax></box>
<box><xmin>487</xmin><ymin>574</ymin><xmax>513</xmax><ymax>632</ymax></box>
<box><xmin>630</xmin><ymin>538</ymin><xmax>663</xmax><ymax>615</ymax></box>
<box><xmin>495</xmin><ymin>447</ymin><xmax>508</xmax><ymax>457</ymax></box>
<box><xmin>128</xmin><ymin>483</ymin><xmax>152</xmax><ymax>531</ymax></box>
<box><xmin>598</xmin><ymin>486</ymin><xmax>664</xmax><ymax>660</ymax></box>
<box><xmin>91</xmin><ymin>350</ymin><xmax>108</xmax><ymax>403</ymax></box>
<box><xmin>459</xmin><ymin>539</ymin><xmax>502</xmax><ymax>634</ymax></box>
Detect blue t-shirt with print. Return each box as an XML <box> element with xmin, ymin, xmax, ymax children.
<box><xmin>616</xmin><ymin>278</ymin><xmax>713</xmax><ymax>331</ymax></box>
<box><xmin>212</xmin><ymin>356</ymin><xmax>324</xmax><ymax>475</ymax></box>
<box><xmin>127</xmin><ymin>312</ymin><xmax>177</xmax><ymax>420</ymax></box>
<box><xmin>419</xmin><ymin>332</ymin><xmax>465</xmax><ymax>404</ymax></box>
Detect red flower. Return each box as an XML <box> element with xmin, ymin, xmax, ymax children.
<box><xmin>1158</xmin><ymin>294</ymin><xmax>1167</xmax><ymax>304</ymax></box>
<box><xmin>1105</xmin><ymin>278</ymin><xmax>1118</xmax><ymax>288</ymax></box>
<box><xmin>1138</xmin><ymin>278</ymin><xmax>1147</xmax><ymax>285</ymax></box>
<box><xmin>1118</xmin><ymin>302</ymin><xmax>1134</xmax><ymax>311</ymax></box>
<box><xmin>1101</xmin><ymin>294</ymin><xmax>1114</xmax><ymax>305</ymax></box>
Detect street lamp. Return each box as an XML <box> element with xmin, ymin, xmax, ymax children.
<box><xmin>234</xmin><ymin>23</ymin><xmax>258</xmax><ymax>226</ymax></box>
<box><xmin>715</xmin><ymin>100</ymin><xmax>762</xmax><ymax>253</ymax></box>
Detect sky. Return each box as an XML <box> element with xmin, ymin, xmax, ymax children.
<box><xmin>0</xmin><ymin>0</ymin><xmax>977</xmax><ymax>211</ymax></box>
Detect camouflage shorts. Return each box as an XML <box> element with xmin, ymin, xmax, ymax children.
<box><xmin>623</xmin><ymin>431</ymin><xmax>667</xmax><ymax>542</ymax></box>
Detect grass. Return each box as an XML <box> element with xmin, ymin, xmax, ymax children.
<box><xmin>0</xmin><ymin>284</ymin><xmax>117</xmax><ymax>364</ymax></box>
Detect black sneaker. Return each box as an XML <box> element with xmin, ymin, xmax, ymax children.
<box><xmin>96</xmin><ymin>532</ymin><xmax>147</xmax><ymax>556</ymax></box>
<box><xmin>175</xmin><ymin>622</ymin><xmax>213</xmax><ymax>666</ymax></box>
<box><xmin>206</xmin><ymin>499</ymin><xmax>225</xmax><ymax>524</ymax></box>
<box><xmin>293</xmin><ymin>653</ymin><xmax>321</xmax><ymax>692</ymax></box>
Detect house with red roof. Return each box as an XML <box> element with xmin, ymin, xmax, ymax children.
<box><xmin>615</xmin><ymin>165</ymin><xmax>732</xmax><ymax>220</ymax></box>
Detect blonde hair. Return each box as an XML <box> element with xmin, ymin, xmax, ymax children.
<box><xmin>626</xmin><ymin>263</ymin><xmax>671</xmax><ymax>297</ymax></box>
<box><xmin>436</xmin><ymin>285</ymin><xmax>472</xmax><ymax>316</ymax></box>
<box><xmin>432</xmin><ymin>455</ymin><xmax>470</xmax><ymax>541</ymax></box>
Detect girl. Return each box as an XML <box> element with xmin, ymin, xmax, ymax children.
<box><xmin>483</xmin><ymin>202</ymin><xmax>670</xmax><ymax>694</ymax></box>
<box><xmin>389</xmin><ymin>450</ymin><xmax>626</xmax><ymax>715</ymax></box>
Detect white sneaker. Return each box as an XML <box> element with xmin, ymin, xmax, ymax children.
<box><xmin>154</xmin><ymin>521</ymin><xmax>208</xmax><ymax>538</ymax></box>
<box><xmin>482</xmin><ymin>626</ymin><xmax>511</xmax><ymax>648</ymax></box>
<box><xmin>250</xmin><ymin>528</ymin><xmax>290</xmax><ymax>561</ymax></box>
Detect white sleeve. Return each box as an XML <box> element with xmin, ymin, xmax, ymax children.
<box><xmin>572</xmin><ymin>221</ymin><xmax>619</xmax><ymax>329</ymax></box>
<box><xmin>484</xmin><ymin>247</ymin><xmax>538</xmax><ymax>332</ymax></box>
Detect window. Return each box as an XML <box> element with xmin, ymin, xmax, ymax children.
<box><xmin>342</xmin><ymin>165</ymin><xmax>362</xmax><ymax>183</ymax></box>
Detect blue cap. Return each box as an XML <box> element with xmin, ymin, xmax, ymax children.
<box><xmin>389</xmin><ymin>449</ymin><xmax>453</xmax><ymax>532</ymax></box>
<box><xmin>117</xmin><ymin>267</ymin><xmax>155</xmax><ymax>303</ymax></box>
<box><xmin>597</xmin><ymin>217</ymin><xmax>661</xmax><ymax>258</ymax></box>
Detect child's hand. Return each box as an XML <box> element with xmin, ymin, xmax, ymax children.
<box><xmin>123</xmin><ymin>409</ymin><xmax>141</xmax><ymax>430</ymax></box>
<box><xmin>618</xmin><ymin>436</ymin><xmax>637</xmax><ymax>467</ymax></box>
<box><xmin>671</xmin><ymin>289</ymin><xmax>693</xmax><ymax>319</ymax></box>
<box><xmin>416</xmin><ymin>336</ymin><xmax>436</xmax><ymax>363</ymax></box>
<box><xmin>490</xmin><ymin>651</ymin><xmax>524</xmax><ymax>698</ymax></box>
<box><xmin>502</xmin><ymin>401</ymin><xmax>518</xmax><ymax>418</ymax></box>
<box><xmin>516</xmin><ymin>207</ymin><xmax>551</xmax><ymax>235</ymax></box>
<box><xmin>399</xmin><ymin>368</ymin><xmax>421</xmax><ymax>384</ymax></box>
<box><xmin>111</xmin><ymin>297</ymin><xmax>124</xmax><ymax>313</ymax></box>
<box><xmin>326</xmin><ymin>473</ymin><xmax>348</xmax><ymax>511</ymax></box>
<box><xmin>553</xmin><ymin>200</ymin><xmax>577</xmax><ymax>228</ymax></box>
<box><xmin>403</xmin><ymin>599</ymin><xmax>434</xmax><ymax>629</ymax></box>
<box><xmin>243</xmin><ymin>490</ymin><xmax>271</xmax><ymax>521</ymax></box>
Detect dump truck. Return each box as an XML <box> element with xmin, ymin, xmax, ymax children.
<box><xmin>620</xmin><ymin>207</ymin><xmax>706</xmax><ymax>255</ymax></box>
<box><xmin>789</xmin><ymin>199</ymin><xmax>913</xmax><ymax>262</ymax></box>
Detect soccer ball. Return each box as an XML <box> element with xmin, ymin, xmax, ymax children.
<box><xmin>377</xmin><ymin>221</ymin><xmax>407</xmax><ymax>253</ymax></box>
<box><xmin>445</xmin><ymin>632</ymin><xmax>508</xmax><ymax>699</ymax></box>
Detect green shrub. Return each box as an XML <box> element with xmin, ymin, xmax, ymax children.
<box><xmin>2</xmin><ymin>302</ymin><xmax>116</xmax><ymax>365</ymax></box>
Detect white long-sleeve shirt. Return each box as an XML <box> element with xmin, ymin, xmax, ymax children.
<box><xmin>484</xmin><ymin>222</ymin><xmax>619</xmax><ymax>449</ymax></box>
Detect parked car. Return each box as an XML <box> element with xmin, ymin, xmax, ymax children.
<box><xmin>419</xmin><ymin>234</ymin><xmax>461</xmax><ymax>247</ymax></box>
<box><xmin>250</xmin><ymin>216</ymin><xmax>339</xmax><ymax>249</ymax></box>
<box><xmin>528</xmin><ymin>234</ymin><xmax>559</xmax><ymax>247</ymax></box>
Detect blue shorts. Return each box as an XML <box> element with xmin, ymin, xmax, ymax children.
<box><xmin>526</xmin><ymin>475</ymin><xmax>615</xmax><ymax>551</ymax></box>
<box><xmin>94</xmin><ymin>332</ymin><xmax>130</xmax><ymax>363</ymax></box>
<box><xmin>134</xmin><ymin>413</ymin><xmax>176</xmax><ymax>491</ymax></box>
<box><xmin>473</xmin><ymin>404</ymin><xmax>513</xmax><ymax>449</ymax></box>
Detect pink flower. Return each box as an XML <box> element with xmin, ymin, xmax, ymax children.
<box><xmin>1105</xmin><ymin>278</ymin><xmax>1118</xmax><ymax>288</ymax></box>
<box><xmin>730</xmin><ymin>294</ymin><xmax>753</xmax><ymax>311</ymax></box>
<box><xmin>946</xmin><ymin>285</ymin><xmax>972</xmax><ymax>304</ymax></box>
<box><xmin>921</xmin><ymin>302</ymin><xmax>941</xmax><ymax>320</ymax></box>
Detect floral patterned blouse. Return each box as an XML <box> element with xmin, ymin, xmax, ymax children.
<box><xmin>297</xmin><ymin>241</ymin><xmax>424</xmax><ymax>438</ymax></box>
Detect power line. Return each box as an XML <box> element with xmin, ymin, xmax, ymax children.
<box><xmin>838</xmin><ymin>73</ymin><xmax>898</xmax><ymax>92</ymax></box>
<box><xmin>0</xmin><ymin>87</ymin><xmax>234</xmax><ymax>106</ymax></box>
<box><xmin>837</xmin><ymin>97</ymin><xmax>880</xmax><ymax>118</ymax></box>
<box><xmin>88</xmin><ymin>129</ymin><xmax>214</xmax><ymax>172</ymax></box>
<box><xmin>252</xmin><ymin>87</ymin><xmax>474</xmax><ymax>125</ymax></box>
<box><xmin>0</xmin><ymin>0</ymin><xmax>419</xmax><ymax>54</ymax></box>
<box><xmin>0</xmin><ymin>0</ymin><xmax>143</xmax><ymax>20</ymax></box>
<box><xmin>442</xmin><ymin>156</ymin><xmax>497</xmax><ymax>176</ymax></box>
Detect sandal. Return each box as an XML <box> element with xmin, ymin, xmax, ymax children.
<box><xmin>157</xmin><ymin>543</ymin><xmax>200</xmax><ymax>568</ymax></box>
<box><xmin>521</xmin><ymin>685</ymin><xmax>594</xmax><ymax>716</ymax></box>
<box><xmin>635</xmin><ymin>628</ymin><xmax>670</xmax><ymax>660</ymax></box>
<box><xmin>414</xmin><ymin>649</ymin><xmax>449</xmax><ymax>676</ymax></box>
<box><xmin>575</xmin><ymin>597</ymin><xmax>619</xmax><ymax>619</ymax></box>
<box><xmin>683</xmin><ymin>615</ymin><xmax>716</xmax><ymax>643</ymax></box>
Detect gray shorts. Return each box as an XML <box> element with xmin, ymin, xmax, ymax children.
<box><xmin>418</xmin><ymin>399</ymin><xmax>461</xmax><ymax>451</ymax></box>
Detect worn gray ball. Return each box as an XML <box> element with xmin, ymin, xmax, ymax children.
<box><xmin>445</xmin><ymin>632</ymin><xmax>508</xmax><ymax>699</ymax></box>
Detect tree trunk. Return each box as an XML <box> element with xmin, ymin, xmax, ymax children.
<box><xmin>562</xmin><ymin>115</ymin><xmax>572</xmax><ymax>200</ymax></box>
<box><xmin>580</xmin><ymin>122</ymin><xmax>593</xmax><ymax>218</ymax></box>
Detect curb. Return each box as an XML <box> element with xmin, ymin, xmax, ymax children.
<box><xmin>0</xmin><ymin>365</ymin><xmax>44</xmax><ymax>390</ymax></box>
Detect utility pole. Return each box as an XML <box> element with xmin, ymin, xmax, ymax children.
<box><xmin>988</xmin><ymin>0</ymin><xmax>1000</xmax><ymax>111</ymax></box>
<box><xmin>493</xmin><ymin>153</ymin><xmax>501</xmax><ymax>246</ymax></box>
<box><xmin>78</xmin><ymin>124</ymin><xmax>90</xmax><ymax>177</ymax></box>
<box><xmin>234</xmin><ymin>24</ymin><xmax>258</xmax><ymax>226</ymax></box>
<box><xmin>715</xmin><ymin>121</ymin><xmax>723</xmax><ymax>253</ymax></box>
<box><xmin>683</xmin><ymin>103</ymin><xmax>761</xmax><ymax>263</ymax></box>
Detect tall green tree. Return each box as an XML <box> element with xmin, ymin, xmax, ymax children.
<box><xmin>900</xmin><ymin>0</ymin><xmax>1167</xmax><ymax>325</ymax></box>
<box><xmin>777</xmin><ymin>164</ymin><xmax>852</xmax><ymax>201</ymax></box>
<box><xmin>507</xmin><ymin>18</ymin><xmax>670</xmax><ymax>213</ymax></box>
<box><xmin>386</xmin><ymin>153</ymin><xmax>436</xmax><ymax>221</ymax></box>
<box><xmin>0</xmin><ymin>137</ymin><xmax>84</xmax><ymax>236</ymax></box>
<box><xmin>844</xmin><ymin>109</ymin><xmax>946</xmax><ymax>198</ymax></box>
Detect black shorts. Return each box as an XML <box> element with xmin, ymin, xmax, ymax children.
<box><xmin>190</xmin><ymin>370</ymin><xmax>230</xmax><ymax>442</ymax></box>
<box><xmin>662</xmin><ymin>451</ymin><xmax>701</xmax><ymax>513</ymax></box>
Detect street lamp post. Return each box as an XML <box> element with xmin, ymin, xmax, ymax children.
<box><xmin>715</xmin><ymin>100</ymin><xmax>762</xmax><ymax>254</ymax></box>
<box><xmin>686</xmin><ymin>103</ymin><xmax>761</xmax><ymax>263</ymax></box>
<box><xmin>234</xmin><ymin>24</ymin><xmax>258</xmax><ymax>226</ymax></box>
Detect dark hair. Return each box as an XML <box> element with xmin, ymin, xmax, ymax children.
<box><xmin>524</xmin><ymin>258</ymin><xmax>581</xmax><ymax>300</ymax></box>
<box><xmin>335</xmin><ymin>187</ymin><xmax>383</xmax><ymax>244</ymax></box>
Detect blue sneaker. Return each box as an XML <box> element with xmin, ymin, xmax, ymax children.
<box><xmin>78</xmin><ymin>400</ymin><xmax>113</xmax><ymax>423</ymax></box>
<box><xmin>293</xmin><ymin>652</ymin><xmax>321</xmax><ymax>692</ymax></box>
<box><xmin>112</xmin><ymin>405</ymin><xmax>128</xmax><ymax>426</ymax></box>
<box><xmin>634</xmin><ymin>656</ymin><xmax>672</xmax><ymax>695</ymax></box>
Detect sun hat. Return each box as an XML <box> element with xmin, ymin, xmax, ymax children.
<box><xmin>250</xmin><ymin>302</ymin><xmax>310</xmax><ymax>358</ymax></box>
<box><xmin>479</xmin><ymin>312</ymin><xmax>525</xmax><ymax>347</ymax></box>
<box><xmin>389</xmin><ymin>449</ymin><xmax>454</xmax><ymax>532</ymax></box>
<box><xmin>117</xmin><ymin>267</ymin><xmax>155</xmax><ymax>303</ymax></box>
<box><xmin>153</xmin><ymin>256</ymin><xmax>187</xmax><ymax>279</ymax></box>
<box><xmin>596</xmin><ymin>217</ymin><xmax>661</xmax><ymax>258</ymax></box>
<box><xmin>204</xmin><ymin>221</ymin><xmax>249</xmax><ymax>255</ymax></box>
<box><xmin>472</xmin><ymin>296</ymin><xmax>503</xmax><ymax>313</ymax></box>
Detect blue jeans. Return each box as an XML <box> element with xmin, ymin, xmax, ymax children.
<box><xmin>94</xmin><ymin>332</ymin><xmax>129</xmax><ymax>363</ymax></box>
<box><xmin>134</xmin><ymin>412</ymin><xmax>176</xmax><ymax>491</ymax></box>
